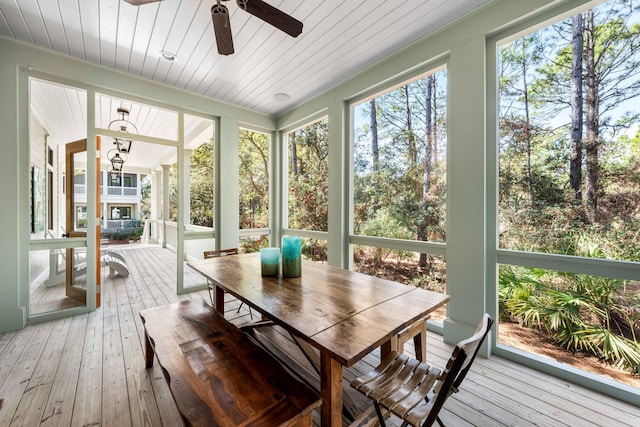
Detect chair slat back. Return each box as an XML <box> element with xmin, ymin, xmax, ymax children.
<box><xmin>452</xmin><ymin>313</ymin><xmax>494</xmax><ymax>390</ymax></box>
<box><xmin>204</xmin><ymin>248</ymin><xmax>239</xmax><ymax>259</ymax></box>
<box><xmin>417</xmin><ymin>313</ymin><xmax>493</xmax><ymax>427</ymax></box>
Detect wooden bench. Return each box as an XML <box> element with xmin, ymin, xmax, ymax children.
<box><xmin>139</xmin><ymin>299</ymin><xmax>321</xmax><ymax>427</ymax></box>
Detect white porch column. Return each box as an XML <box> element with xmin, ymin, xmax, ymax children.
<box><xmin>151</xmin><ymin>169</ymin><xmax>162</xmax><ymax>243</ymax></box>
<box><xmin>161</xmin><ymin>164</ymin><xmax>171</xmax><ymax>248</ymax></box>
<box><xmin>270</xmin><ymin>130</ymin><xmax>282</xmax><ymax>247</ymax></box>
<box><xmin>98</xmin><ymin>170</ymin><xmax>105</xmax><ymax>229</ymax></box>
<box><xmin>327</xmin><ymin>101</ymin><xmax>346</xmax><ymax>268</ymax></box>
<box><xmin>183</xmin><ymin>150</ymin><xmax>192</xmax><ymax>227</ymax></box>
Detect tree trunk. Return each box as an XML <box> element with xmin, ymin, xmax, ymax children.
<box><xmin>423</xmin><ymin>77</ymin><xmax>433</xmax><ymax>203</ymax></box>
<box><xmin>370</xmin><ymin>98</ymin><xmax>379</xmax><ymax>171</ymax></box>
<box><xmin>290</xmin><ymin>130</ymin><xmax>298</xmax><ymax>177</ymax></box>
<box><xmin>432</xmin><ymin>77</ymin><xmax>438</xmax><ymax>163</ymax></box>
<box><xmin>403</xmin><ymin>86</ymin><xmax>417</xmax><ymax>165</ymax></box>
<box><xmin>419</xmin><ymin>76</ymin><xmax>434</xmax><ymax>268</ymax></box>
<box><xmin>570</xmin><ymin>14</ymin><xmax>584</xmax><ymax>201</ymax></box>
<box><xmin>584</xmin><ymin>10</ymin><xmax>599</xmax><ymax>222</ymax></box>
<box><xmin>521</xmin><ymin>39</ymin><xmax>533</xmax><ymax>206</ymax></box>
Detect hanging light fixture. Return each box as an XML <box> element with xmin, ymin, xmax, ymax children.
<box><xmin>114</xmin><ymin>137</ymin><xmax>132</xmax><ymax>154</ymax></box>
<box><xmin>108</xmin><ymin>107</ymin><xmax>138</xmax><ymax>153</ymax></box>
<box><xmin>108</xmin><ymin>149</ymin><xmax>127</xmax><ymax>172</ymax></box>
<box><xmin>108</xmin><ymin>166</ymin><xmax>120</xmax><ymax>182</ymax></box>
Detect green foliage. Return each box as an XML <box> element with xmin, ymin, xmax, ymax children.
<box><xmin>498</xmin><ymin>0</ymin><xmax>640</xmax><ymax>264</ymax></box>
<box><xmin>189</xmin><ymin>141</ymin><xmax>214</xmax><ymax>227</ymax></box>
<box><xmin>140</xmin><ymin>174</ymin><xmax>151</xmax><ymax>220</ymax></box>
<box><xmin>357</xmin><ymin>208</ymin><xmax>415</xmax><ymax>267</ymax></box>
<box><xmin>124</xmin><ymin>218</ymin><xmax>142</xmax><ymax>229</ymax></box>
<box><xmin>239</xmin><ymin>130</ymin><xmax>270</xmax><ymax>229</ymax></box>
<box><xmin>182</xmin><ymin>130</ymin><xmax>272</xmax><ymax>231</ymax></box>
<box><xmin>239</xmin><ymin>235</ymin><xmax>269</xmax><ymax>253</ymax></box>
<box><xmin>353</xmin><ymin>70</ymin><xmax>447</xmax><ymax>243</ymax></box>
<box><xmin>169</xmin><ymin>163</ymin><xmax>178</xmax><ymax>222</ymax></box>
<box><xmin>101</xmin><ymin>227</ymin><xmax>142</xmax><ymax>241</ymax></box>
<box><xmin>140</xmin><ymin>174</ymin><xmax>151</xmax><ymax>200</ymax></box>
<box><xmin>361</xmin><ymin>207</ymin><xmax>414</xmax><ymax>240</ymax></box>
<box><xmin>499</xmin><ymin>0</ymin><xmax>640</xmax><ymax>226</ymax></box>
<box><xmin>407</xmin><ymin>262</ymin><xmax>447</xmax><ymax>294</ymax></box>
<box><xmin>499</xmin><ymin>266</ymin><xmax>640</xmax><ymax>373</ymax></box>
<box><xmin>288</xmin><ymin>120</ymin><xmax>329</xmax><ymax>231</ymax></box>
<box><xmin>302</xmin><ymin>238</ymin><xmax>328</xmax><ymax>262</ymax></box>
<box><xmin>168</xmin><ymin>140</ymin><xmax>214</xmax><ymax>226</ymax></box>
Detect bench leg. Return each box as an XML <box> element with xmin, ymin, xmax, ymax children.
<box><xmin>145</xmin><ymin>331</ymin><xmax>155</xmax><ymax>368</ymax></box>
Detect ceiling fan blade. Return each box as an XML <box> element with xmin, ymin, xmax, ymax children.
<box><xmin>123</xmin><ymin>0</ymin><xmax>163</xmax><ymax>5</ymax></box>
<box><xmin>237</xmin><ymin>0</ymin><xmax>303</xmax><ymax>38</ymax></box>
<box><xmin>211</xmin><ymin>4</ymin><xmax>234</xmax><ymax>55</ymax></box>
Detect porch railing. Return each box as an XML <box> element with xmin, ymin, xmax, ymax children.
<box><xmin>104</xmin><ymin>219</ymin><xmax>137</xmax><ymax>230</ymax></box>
<box><xmin>161</xmin><ymin>223</ymin><xmax>269</xmax><ymax>261</ymax></box>
<box><xmin>74</xmin><ymin>184</ymin><xmax>138</xmax><ymax>197</ymax></box>
<box><xmin>105</xmin><ymin>186</ymin><xmax>138</xmax><ymax>196</ymax></box>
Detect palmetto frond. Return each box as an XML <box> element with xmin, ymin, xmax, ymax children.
<box><xmin>559</xmin><ymin>327</ymin><xmax>640</xmax><ymax>371</ymax></box>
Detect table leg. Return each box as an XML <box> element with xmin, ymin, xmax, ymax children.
<box><xmin>380</xmin><ymin>339</ymin><xmax>392</xmax><ymax>360</ymax></box>
<box><xmin>144</xmin><ymin>331</ymin><xmax>154</xmax><ymax>368</ymax></box>
<box><xmin>214</xmin><ymin>285</ymin><xmax>225</xmax><ymax>313</ymax></box>
<box><xmin>320</xmin><ymin>352</ymin><xmax>343</xmax><ymax>427</ymax></box>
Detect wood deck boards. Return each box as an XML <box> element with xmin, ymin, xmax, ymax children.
<box><xmin>2</xmin><ymin>244</ymin><xmax>639</xmax><ymax>426</ymax></box>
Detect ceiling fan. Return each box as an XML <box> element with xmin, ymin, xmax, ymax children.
<box><xmin>124</xmin><ymin>0</ymin><xmax>303</xmax><ymax>55</ymax></box>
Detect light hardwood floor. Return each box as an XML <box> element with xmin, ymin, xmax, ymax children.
<box><xmin>1</xmin><ymin>245</ymin><xmax>639</xmax><ymax>426</ymax></box>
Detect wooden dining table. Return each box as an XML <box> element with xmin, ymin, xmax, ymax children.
<box><xmin>189</xmin><ymin>253</ymin><xmax>450</xmax><ymax>427</ymax></box>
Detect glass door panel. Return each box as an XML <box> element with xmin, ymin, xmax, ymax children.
<box><xmin>28</xmin><ymin>77</ymin><xmax>91</xmax><ymax>316</ymax></box>
<box><xmin>65</xmin><ymin>138</ymin><xmax>100</xmax><ymax>306</ymax></box>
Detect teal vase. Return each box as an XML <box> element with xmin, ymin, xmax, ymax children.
<box><xmin>260</xmin><ymin>247</ymin><xmax>280</xmax><ymax>276</ymax></box>
<box><xmin>282</xmin><ymin>236</ymin><xmax>302</xmax><ymax>278</ymax></box>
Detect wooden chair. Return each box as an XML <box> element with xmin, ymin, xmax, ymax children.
<box><xmin>203</xmin><ymin>247</ymin><xmax>239</xmax><ymax>259</ymax></box>
<box><xmin>392</xmin><ymin>315</ymin><xmax>430</xmax><ymax>362</ymax></box>
<box><xmin>203</xmin><ymin>248</ymin><xmax>252</xmax><ymax>319</ymax></box>
<box><xmin>351</xmin><ymin>314</ymin><xmax>494</xmax><ymax>427</ymax></box>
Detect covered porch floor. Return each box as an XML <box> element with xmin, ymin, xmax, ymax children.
<box><xmin>3</xmin><ymin>245</ymin><xmax>639</xmax><ymax>426</ymax></box>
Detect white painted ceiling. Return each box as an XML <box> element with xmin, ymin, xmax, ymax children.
<box><xmin>1</xmin><ymin>0</ymin><xmax>491</xmax><ymax>116</ymax></box>
<box><xmin>2</xmin><ymin>0</ymin><xmax>492</xmax><ymax>170</ymax></box>
<box><xmin>30</xmin><ymin>77</ymin><xmax>214</xmax><ymax>171</ymax></box>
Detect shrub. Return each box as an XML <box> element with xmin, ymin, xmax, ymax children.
<box><xmin>499</xmin><ymin>266</ymin><xmax>640</xmax><ymax>373</ymax></box>
<box><xmin>101</xmin><ymin>226</ymin><xmax>143</xmax><ymax>242</ymax></box>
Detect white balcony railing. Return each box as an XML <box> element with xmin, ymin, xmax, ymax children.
<box><xmin>105</xmin><ymin>185</ymin><xmax>138</xmax><ymax>196</ymax></box>
<box><xmin>73</xmin><ymin>184</ymin><xmax>139</xmax><ymax>197</ymax></box>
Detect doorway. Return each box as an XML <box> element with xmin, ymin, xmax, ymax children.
<box><xmin>27</xmin><ymin>77</ymin><xmax>216</xmax><ymax>318</ymax></box>
<box><xmin>28</xmin><ymin>78</ymin><xmax>94</xmax><ymax>316</ymax></box>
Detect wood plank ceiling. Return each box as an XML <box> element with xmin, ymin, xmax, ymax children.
<box><xmin>2</xmin><ymin>0</ymin><xmax>492</xmax><ymax>169</ymax></box>
<box><xmin>0</xmin><ymin>0</ymin><xmax>491</xmax><ymax>116</ymax></box>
